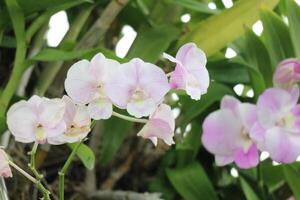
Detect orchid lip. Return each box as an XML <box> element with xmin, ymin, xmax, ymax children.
<box><xmin>130</xmin><ymin>89</ymin><xmax>147</xmax><ymax>103</ymax></box>
<box><xmin>36</xmin><ymin>124</ymin><xmax>45</xmax><ymax>141</ymax></box>
<box><xmin>275</xmin><ymin>113</ymin><xmax>295</xmax><ymax>128</ymax></box>
<box><xmin>240</xmin><ymin>128</ymin><xmax>252</xmax><ymax>152</ymax></box>
<box><xmin>96</xmin><ymin>83</ymin><xmax>106</xmax><ymax>98</ymax></box>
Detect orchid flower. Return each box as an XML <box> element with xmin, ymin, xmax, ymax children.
<box><xmin>273</xmin><ymin>58</ymin><xmax>300</xmax><ymax>89</ymax></box>
<box><xmin>0</xmin><ymin>149</ymin><xmax>12</xmax><ymax>178</ymax></box>
<box><xmin>202</xmin><ymin>96</ymin><xmax>259</xmax><ymax>169</ymax></box>
<box><xmin>7</xmin><ymin>95</ymin><xmax>66</xmax><ymax>143</ymax></box>
<box><xmin>105</xmin><ymin>58</ymin><xmax>170</xmax><ymax>118</ymax></box>
<box><xmin>163</xmin><ymin>42</ymin><xmax>209</xmax><ymax>100</ymax></box>
<box><xmin>250</xmin><ymin>86</ymin><xmax>300</xmax><ymax>163</ymax></box>
<box><xmin>137</xmin><ymin>104</ymin><xmax>175</xmax><ymax>146</ymax></box>
<box><xmin>48</xmin><ymin>96</ymin><xmax>91</xmax><ymax>145</ymax></box>
<box><xmin>65</xmin><ymin>53</ymin><xmax>120</xmax><ymax>120</ymax></box>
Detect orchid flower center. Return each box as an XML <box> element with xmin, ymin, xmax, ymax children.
<box><xmin>96</xmin><ymin>83</ymin><xmax>106</xmax><ymax>98</ymax></box>
<box><xmin>36</xmin><ymin>124</ymin><xmax>45</xmax><ymax>141</ymax></box>
<box><xmin>276</xmin><ymin>113</ymin><xmax>295</xmax><ymax>128</ymax></box>
<box><xmin>65</xmin><ymin>123</ymin><xmax>90</xmax><ymax>137</ymax></box>
<box><xmin>130</xmin><ymin>89</ymin><xmax>147</xmax><ymax>103</ymax></box>
<box><xmin>240</xmin><ymin>127</ymin><xmax>252</xmax><ymax>152</ymax></box>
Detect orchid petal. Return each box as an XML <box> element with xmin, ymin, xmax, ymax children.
<box><xmin>7</xmin><ymin>100</ymin><xmax>36</xmax><ymax>143</ymax></box>
<box><xmin>234</xmin><ymin>144</ymin><xmax>259</xmax><ymax>169</ymax></box>
<box><xmin>0</xmin><ymin>149</ymin><xmax>12</xmax><ymax>178</ymax></box>
<box><xmin>202</xmin><ymin>109</ymin><xmax>243</xmax><ymax>156</ymax></box>
<box><xmin>64</xmin><ymin>60</ymin><xmax>97</xmax><ymax>104</ymax></box>
<box><xmin>215</xmin><ymin>155</ymin><xmax>234</xmax><ymax>166</ymax></box>
<box><xmin>87</xmin><ymin>98</ymin><xmax>112</xmax><ymax>120</ymax></box>
<box><xmin>264</xmin><ymin>127</ymin><xmax>300</xmax><ymax>163</ymax></box>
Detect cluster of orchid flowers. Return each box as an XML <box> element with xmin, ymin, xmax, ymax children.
<box><xmin>202</xmin><ymin>58</ymin><xmax>300</xmax><ymax>169</ymax></box>
<box><xmin>0</xmin><ymin>43</ymin><xmax>209</xmax><ymax>179</ymax></box>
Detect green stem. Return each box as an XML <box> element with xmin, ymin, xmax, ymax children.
<box><xmin>25</xmin><ymin>12</ymin><xmax>51</xmax><ymax>43</ymax></box>
<box><xmin>112</xmin><ymin>111</ymin><xmax>148</xmax><ymax>123</ymax></box>
<box><xmin>8</xmin><ymin>160</ymin><xmax>51</xmax><ymax>199</ymax></box>
<box><xmin>59</xmin><ymin>139</ymin><xmax>84</xmax><ymax>200</ymax></box>
<box><xmin>0</xmin><ymin>0</ymin><xmax>27</xmax><ymax>133</ymax></box>
<box><xmin>28</xmin><ymin>142</ymin><xmax>43</xmax><ymax>180</ymax></box>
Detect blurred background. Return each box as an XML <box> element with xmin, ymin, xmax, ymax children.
<box><xmin>1</xmin><ymin>0</ymin><xmax>300</xmax><ymax>199</ymax></box>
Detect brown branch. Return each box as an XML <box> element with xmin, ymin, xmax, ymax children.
<box><xmin>38</xmin><ymin>0</ymin><xmax>130</xmax><ymax>96</ymax></box>
<box><xmin>76</xmin><ymin>0</ymin><xmax>131</xmax><ymax>49</ymax></box>
<box><xmin>83</xmin><ymin>121</ymin><xmax>104</xmax><ymax>194</ymax></box>
<box><xmin>100</xmin><ymin>152</ymin><xmax>135</xmax><ymax>190</ymax></box>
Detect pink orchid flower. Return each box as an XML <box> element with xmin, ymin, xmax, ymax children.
<box><xmin>163</xmin><ymin>43</ymin><xmax>209</xmax><ymax>100</ymax></box>
<box><xmin>202</xmin><ymin>96</ymin><xmax>259</xmax><ymax>169</ymax></box>
<box><xmin>65</xmin><ymin>53</ymin><xmax>120</xmax><ymax>120</ymax></box>
<box><xmin>0</xmin><ymin>149</ymin><xmax>12</xmax><ymax>178</ymax></box>
<box><xmin>273</xmin><ymin>58</ymin><xmax>300</xmax><ymax>89</ymax></box>
<box><xmin>48</xmin><ymin>96</ymin><xmax>91</xmax><ymax>145</ymax></box>
<box><xmin>105</xmin><ymin>58</ymin><xmax>170</xmax><ymax>118</ymax></box>
<box><xmin>250</xmin><ymin>86</ymin><xmax>300</xmax><ymax>163</ymax></box>
<box><xmin>7</xmin><ymin>95</ymin><xmax>66</xmax><ymax>143</ymax></box>
<box><xmin>137</xmin><ymin>104</ymin><xmax>175</xmax><ymax>146</ymax></box>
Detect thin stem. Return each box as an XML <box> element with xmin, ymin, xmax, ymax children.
<box><xmin>28</xmin><ymin>142</ymin><xmax>43</xmax><ymax>180</ymax></box>
<box><xmin>59</xmin><ymin>139</ymin><xmax>84</xmax><ymax>200</ymax></box>
<box><xmin>8</xmin><ymin>160</ymin><xmax>51</xmax><ymax>199</ymax></box>
<box><xmin>112</xmin><ymin>111</ymin><xmax>148</xmax><ymax>123</ymax></box>
<box><xmin>8</xmin><ymin>161</ymin><xmax>36</xmax><ymax>183</ymax></box>
<box><xmin>0</xmin><ymin>0</ymin><xmax>27</xmax><ymax>133</ymax></box>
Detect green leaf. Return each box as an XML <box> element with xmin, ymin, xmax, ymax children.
<box><xmin>208</xmin><ymin>59</ymin><xmax>250</xmax><ymax>84</ymax></box>
<box><xmin>68</xmin><ymin>142</ymin><xmax>95</xmax><ymax>170</ymax></box>
<box><xmin>149</xmin><ymin>150</ymin><xmax>177</xmax><ymax>200</ymax></box>
<box><xmin>31</xmin><ymin>47</ymin><xmax>124</xmax><ymax>62</ymax></box>
<box><xmin>177</xmin><ymin>82</ymin><xmax>233</xmax><ymax>127</ymax></box>
<box><xmin>240</xmin><ymin>177</ymin><xmax>260</xmax><ymax>200</ymax></box>
<box><xmin>179</xmin><ymin>0</ymin><xmax>279</xmax><ymax>56</ymax></box>
<box><xmin>229</xmin><ymin>57</ymin><xmax>266</xmax><ymax>98</ymax></box>
<box><xmin>127</xmin><ymin>25</ymin><xmax>180</xmax><ymax>62</ymax></box>
<box><xmin>167</xmin><ymin>162</ymin><xmax>219</xmax><ymax>200</ymax></box>
<box><xmin>244</xmin><ymin>28</ymin><xmax>273</xmax><ymax>87</ymax></box>
<box><xmin>175</xmin><ymin>123</ymin><xmax>201</xmax><ymax>168</ymax></box>
<box><xmin>149</xmin><ymin>175</ymin><xmax>176</xmax><ymax>200</ymax></box>
<box><xmin>17</xmin><ymin>0</ymin><xmax>91</xmax><ymax>15</ymax></box>
<box><xmin>25</xmin><ymin>0</ymin><xmax>88</xmax><ymax>42</ymax></box>
<box><xmin>260</xmin><ymin>9</ymin><xmax>295</xmax><ymax>66</ymax></box>
<box><xmin>0</xmin><ymin>35</ymin><xmax>16</xmax><ymax>48</ymax></box>
<box><xmin>100</xmin><ymin>116</ymin><xmax>133</xmax><ymax>165</ymax></box>
<box><xmin>286</xmin><ymin>0</ymin><xmax>300</xmax><ymax>58</ymax></box>
<box><xmin>172</xmin><ymin>0</ymin><xmax>220</xmax><ymax>14</ymax></box>
<box><xmin>261</xmin><ymin>163</ymin><xmax>284</xmax><ymax>191</ymax></box>
<box><xmin>246</xmin><ymin>64</ymin><xmax>266</xmax><ymax>98</ymax></box>
<box><xmin>176</xmin><ymin>122</ymin><xmax>201</xmax><ymax>153</ymax></box>
<box><xmin>283</xmin><ymin>165</ymin><xmax>300</xmax><ymax>200</ymax></box>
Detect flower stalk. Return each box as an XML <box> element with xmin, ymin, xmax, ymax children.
<box><xmin>112</xmin><ymin>111</ymin><xmax>148</xmax><ymax>123</ymax></box>
<box><xmin>59</xmin><ymin>139</ymin><xmax>84</xmax><ymax>200</ymax></box>
<box><xmin>8</xmin><ymin>160</ymin><xmax>51</xmax><ymax>200</ymax></box>
<box><xmin>28</xmin><ymin>142</ymin><xmax>43</xmax><ymax>180</ymax></box>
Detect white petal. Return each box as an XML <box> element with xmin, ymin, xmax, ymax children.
<box><xmin>7</xmin><ymin>100</ymin><xmax>37</xmax><ymax>143</ymax></box>
<box><xmin>87</xmin><ymin>98</ymin><xmax>113</xmax><ymax>120</ymax></box>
